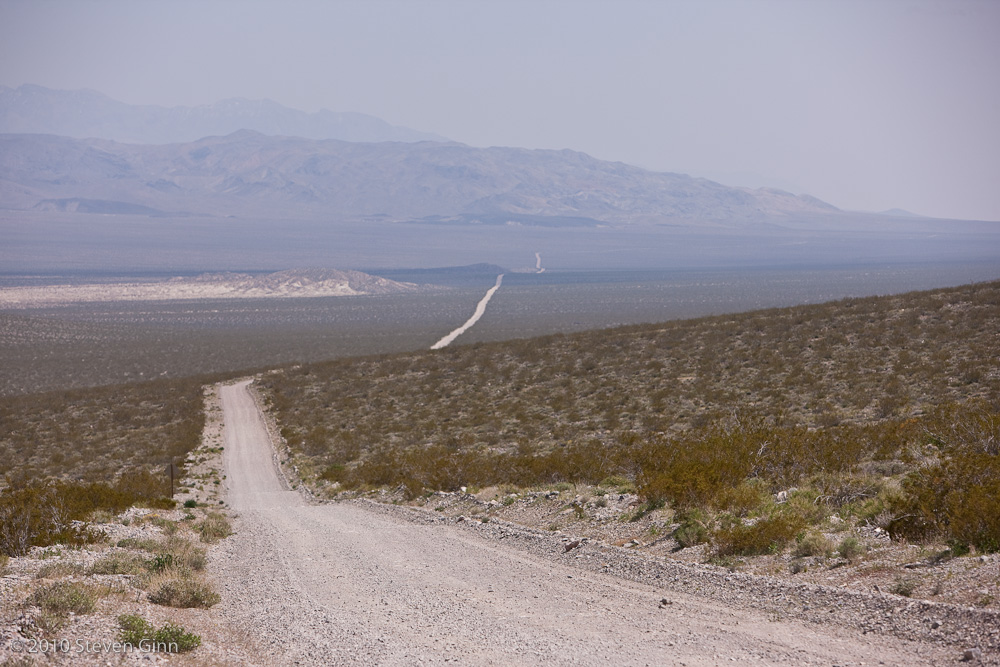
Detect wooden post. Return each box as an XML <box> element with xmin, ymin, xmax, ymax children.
<box><xmin>169</xmin><ymin>462</ymin><xmax>174</xmax><ymax>498</ymax></box>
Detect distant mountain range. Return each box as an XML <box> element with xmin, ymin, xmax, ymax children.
<box><xmin>0</xmin><ymin>84</ymin><xmax>447</xmax><ymax>144</ymax></box>
<box><xmin>0</xmin><ymin>130</ymin><xmax>839</xmax><ymax>226</ymax></box>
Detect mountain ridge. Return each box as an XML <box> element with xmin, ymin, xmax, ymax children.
<box><xmin>0</xmin><ymin>84</ymin><xmax>447</xmax><ymax>144</ymax></box>
<box><xmin>0</xmin><ymin>130</ymin><xmax>840</xmax><ymax>226</ymax></box>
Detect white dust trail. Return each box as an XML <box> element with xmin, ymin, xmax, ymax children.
<box><xmin>431</xmin><ymin>274</ymin><xmax>504</xmax><ymax>350</ymax></box>
<box><xmin>535</xmin><ymin>252</ymin><xmax>545</xmax><ymax>273</ymax></box>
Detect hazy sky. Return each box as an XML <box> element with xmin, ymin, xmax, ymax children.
<box><xmin>2</xmin><ymin>0</ymin><xmax>999</xmax><ymax>221</ymax></box>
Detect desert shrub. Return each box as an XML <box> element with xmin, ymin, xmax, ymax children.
<box><xmin>36</xmin><ymin>561</ymin><xmax>86</xmax><ymax>579</ymax></box>
<box><xmin>780</xmin><ymin>488</ymin><xmax>831</xmax><ymax>525</ymax></box>
<box><xmin>89</xmin><ymin>551</ymin><xmax>147</xmax><ymax>576</ymax></box>
<box><xmin>117</xmin><ymin>614</ymin><xmax>201</xmax><ymax>653</ymax></box>
<box><xmin>793</xmin><ymin>532</ymin><xmax>834</xmax><ymax>558</ymax></box>
<box><xmin>889</xmin><ymin>576</ymin><xmax>917</xmax><ymax>597</ymax></box>
<box><xmin>712</xmin><ymin>513</ymin><xmax>805</xmax><ymax>557</ymax></box>
<box><xmin>714</xmin><ymin>479</ymin><xmax>770</xmax><ymax>516</ymax></box>
<box><xmin>27</xmin><ymin>581</ymin><xmax>100</xmax><ymax>615</ymax></box>
<box><xmin>634</xmin><ymin>421</ymin><xmax>767</xmax><ymax>508</ymax></box>
<box><xmin>672</xmin><ymin>508</ymin><xmax>712</xmax><ymax>549</ymax></box>
<box><xmin>889</xmin><ymin>447</ymin><xmax>1000</xmax><ymax>552</ymax></box>
<box><xmin>0</xmin><ymin>377</ymin><xmax>206</xmax><ymax>483</ymax></box>
<box><xmin>147</xmin><ymin>577</ymin><xmax>220</xmax><ymax>608</ymax></box>
<box><xmin>0</xmin><ymin>473</ymin><xmax>175</xmax><ymax>556</ymax></box>
<box><xmin>837</xmin><ymin>536</ymin><xmax>865</xmax><ymax>562</ymax></box>
<box><xmin>626</xmin><ymin>499</ymin><xmax>664</xmax><ymax>523</ymax></box>
<box><xmin>197</xmin><ymin>511</ymin><xmax>232</xmax><ymax>543</ymax></box>
<box><xmin>155</xmin><ymin>537</ymin><xmax>208</xmax><ymax>572</ymax></box>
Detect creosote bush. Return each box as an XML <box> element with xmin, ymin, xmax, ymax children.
<box><xmin>259</xmin><ymin>281</ymin><xmax>999</xmax><ymax>551</ymax></box>
<box><xmin>0</xmin><ymin>471</ymin><xmax>176</xmax><ymax>557</ymax></box>
<box><xmin>712</xmin><ymin>514</ymin><xmax>806</xmax><ymax>558</ymax></box>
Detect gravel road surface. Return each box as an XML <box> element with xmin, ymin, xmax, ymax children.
<box><xmin>213</xmin><ymin>379</ymin><xmax>957</xmax><ymax>665</ymax></box>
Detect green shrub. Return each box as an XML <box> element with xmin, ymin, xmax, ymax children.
<box><xmin>713</xmin><ymin>514</ymin><xmax>805</xmax><ymax>557</ymax></box>
<box><xmin>183</xmin><ymin>499</ymin><xmax>198</xmax><ymax>508</ymax></box>
<box><xmin>837</xmin><ymin>536</ymin><xmax>865</xmax><ymax>562</ymax></box>
<box><xmin>793</xmin><ymin>532</ymin><xmax>833</xmax><ymax>558</ymax></box>
<box><xmin>147</xmin><ymin>553</ymin><xmax>176</xmax><ymax>573</ymax></box>
<box><xmin>88</xmin><ymin>551</ymin><xmax>147</xmax><ymax>576</ymax></box>
<box><xmin>117</xmin><ymin>614</ymin><xmax>201</xmax><ymax>653</ymax></box>
<box><xmin>27</xmin><ymin>581</ymin><xmax>100</xmax><ymax>615</ymax></box>
<box><xmin>889</xmin><ymin>447</ymin><xmax>1000</xmax><ymax>552</ymax></box>
<box><xmin>715</xmin><ymin>480</ymin><xmax>770</xmax><ymax>516</ymax></box>
<box><xmin>672</xmin><ymin>508</ymin><xmax>712</xmax><ymax>549</ymax></box>
<box><xmin>148</xmin><ymin>577</ymin><xmax>220</xmax><ymax>608</ymax></box>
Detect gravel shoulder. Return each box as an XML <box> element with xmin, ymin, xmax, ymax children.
<box><xmin>212</xmin><ymin>379</ymin><xmax>988</xmax><ymax>665</ymax></box>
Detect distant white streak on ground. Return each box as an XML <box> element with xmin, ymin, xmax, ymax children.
<box><xmin>430</xmin><ymin>274</ymin><xmax>504</xmax><ymax>350</ymax></box>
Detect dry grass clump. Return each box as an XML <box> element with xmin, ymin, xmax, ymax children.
<box><xmin>36</xmin><ymin>561</ymin><xmax>86</xmax><ymax>579</ymax></box>
<box><xmin>27</xmin><ymin>580</ymin><xmax>102</xmax><ymax>615</ymax></box>
<box><xmin>196</xmin><ymin>511</ymin><xmax>232</xmax><ymax>543</ymax></box>
<box><xmin>25</xmin><ymin>580</ymin><xmax>117</xmax><ymax>630</ymax></box>
<box><xmin>793</xmin><ymin>532</ymin><xmax>835</xmax><ymax>558</ymax></box>
<box><xmin>147</xmin><ymin>576</ymin><xmax>220</xmax><ymax>608</ymax></box>
<box><xmin>88</xmin><ymin>551</ymin><xmax>149</xmax><ymax>576</ymax></box>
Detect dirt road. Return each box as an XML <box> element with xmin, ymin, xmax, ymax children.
<box><xmin>214</xmin><ymin>380</ymin><xmax>952</xmax><ymax>665</ymax></box>
<box><xmin>430</xmin><ymin>273</ymin><xmax>504</xmax><ymax>350</ymax></box>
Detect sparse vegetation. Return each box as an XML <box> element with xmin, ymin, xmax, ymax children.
<box><xmin>837</xmin><ymin>536</ymin><xmax>865</xmax><ymax>563</ymax></box>
<box><xmin>27</xmin><ymin>580</ymin><xmax>102</xmax><ymax>616</ymax></box>
<box><xmin>147</xmin><ymin>576</ymin><xmax>221</xmax><ymax>608</ymax></box>
<box><xmin>258</xmin><ymin>281</ymin><xmax>1000</xmax><ymax>554</ymax></box>
<box><xmin>197</xmin><ymin>511</ymin><xmax>233</xmax><ymax>543</ymax></box>
<box><xmin>88</xmin><ymin>551</ymin><xmax>148</xmax><ymax>576</ymax></box>
<box><xmin>0</xmin><ymin>375</ymin><xmax>214</xmax><ymax>554</ymax></box>
<box><xmin>0</xmin><ymin>375</ymin><xmax>207</xmax><ymax>483</ymax></box>
<box><xmin>117</xmin><ymin>614</ymin><xmax>202</xmax><ymax>653</ymax></box>
<box><xmin>0</xmin><ymin>473</ymin><xmax>177</xmax><ymax>556</ymax></box>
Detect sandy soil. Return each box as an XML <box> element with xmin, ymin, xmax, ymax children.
<box><xmin>0</xmin><ymin>269</ymin><xmax>420</xmax><ymax>308</ymax></box>
<box><xmin>212</xmin><ymin>379</ymin><xmax>965</xmax><ymax>665</ymax></box>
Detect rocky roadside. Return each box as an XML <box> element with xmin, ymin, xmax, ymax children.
<box><xmin>0</xmin><ymin>384</ymin><xmax>256</xmax><ymax>667</ymax></box>
<box><xmin>319</xmin><ymin>488</ymin><xmax>1000</xmax><ymax>665</ymax></box>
